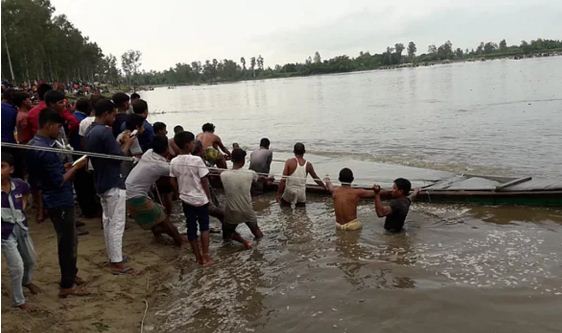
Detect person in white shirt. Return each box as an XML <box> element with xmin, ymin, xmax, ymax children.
<box><xmin>220</xmin><ymin>148</ymin><xmax>263</xmax><ymax>249</ymax></box>
<box><xmin>169</xmin><ymin>131</ymin><xmax>213</xmax><ymax>266</ymax></box>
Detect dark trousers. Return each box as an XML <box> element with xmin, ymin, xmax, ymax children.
<box><xmin>74</xmin><ymin>168</ymin><xmax>101</xmax><ymax>218</ymax></box>
<box><xmin>181</xmin><ymin>202</ymin><xmax>210</xmax><ymax>241</ymax></box>
<box><xmin>47</xmin><ymin>206</ymin><xmax>78</xmax><ymax>288</ymax></box>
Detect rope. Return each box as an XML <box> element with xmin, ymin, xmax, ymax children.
<box><xmin>140</xmin><ymin>275</ymin><xmax>150</xmax><ymax>333</ymax></box>
<box><xmin>1</xmin><ymin>141</ymin><xmax>134</xmax><ymax>162</ymax></box>
<box><xmin>1</xmin><ymin>141</ymin><xmax>437</xmax><ymax>185</ymax></box>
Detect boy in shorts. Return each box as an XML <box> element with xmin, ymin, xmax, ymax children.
<box><xmin>170</xmin><ymin>131</ymin><xmax>213</xmax><ymax>266</ymax></box>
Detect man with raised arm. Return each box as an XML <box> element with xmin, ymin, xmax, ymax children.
<box><xmin>276</xmin><ymin>143</ymin><xmax>325</xmax><ymax>206</ymax></box>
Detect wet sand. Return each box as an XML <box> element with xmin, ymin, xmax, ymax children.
<box><xmin>1</xmin><ymin>213</ymin><xmax>185</xmax><ymax>333</ymax></box>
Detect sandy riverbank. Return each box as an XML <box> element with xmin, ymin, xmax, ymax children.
<box><xmin>1</xmin><ymin>213</ymin><xmax>185</xmax><ymax>333</ymax></box>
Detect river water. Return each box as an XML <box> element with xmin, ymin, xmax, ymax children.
<box><xmin>142</xmin><ymin>57</ymin><xmax>562</xmax><ymax>332</ymax></box>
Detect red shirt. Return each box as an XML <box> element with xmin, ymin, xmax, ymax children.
<box><xmin>60</xmin><ymin>108</ymin><xmax>79</xmax><ymax>136</ymax></box>
<box><xmin>28</xmin><ymin>101</ymin><xmax>46</xmax><ymax>135</ymax></box>
<box><xmin>27</xmin><ymin>101</ymin><xmax>79</xmax><ymax>136</ymax></box>
<box><xmin>16</xmin><ymin>110</ymin><xmax>33</xmax><ymax>144</ymax></box>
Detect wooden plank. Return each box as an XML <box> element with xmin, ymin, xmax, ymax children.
<box><xmin>495</xmin><ymin>176</ymin><xmax>532</xmax><ymax>191</ymax></box>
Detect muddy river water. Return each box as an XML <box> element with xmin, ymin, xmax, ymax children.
<box><xmin>141</xmin><ymin>57</ymin><xmax>562</xmax><ymax>332</ymax></box>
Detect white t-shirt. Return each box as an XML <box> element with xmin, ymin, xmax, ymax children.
<box><xmin>79</xmin><ymin>116</ymin><xmax>95</xmax><ymax>137</ymax></box>
<box><xmin>220</xmin><ymin>169</ymin><xmax>258</xmax><ymax>224</ymax></box>
<box><xmin>169</xmin><ymin>154</ymin><xmax>209</xmax><ymax>206</ymax></box>
<box><xmin>125</xmin><ymin>149</ymin><xmax>170</xmax><ymax>199</ymax></box>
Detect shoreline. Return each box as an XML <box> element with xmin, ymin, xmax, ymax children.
<box><xmin>136</xmin><ymin>52</ymin><xmax>562</xmax><ymax>91</ymax></box>
<box><xmin>1</xmin><ymin>213</ymin><xmax>184</xmax><ymax>332</ymax></box>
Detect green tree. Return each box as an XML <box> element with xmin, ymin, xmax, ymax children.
<box><xmin>1</xmin><ymin>0</ymin><xmax>103</xmax><ymax>83</ymax></box>
<box><xmin>454</xmin><ymin>48</ymin><xmax>464</xmax><ymax>59</ymax></box>
<box><xmin>499</xmin><ymin>39</ymin><xmax>507</xmax><ymax>50</ymax></box>
<box><xmin>437</xmin><ymin>40</ymin><xmax>453</xmax><ymax>60</ymax></box>
<box><xmin>483</xmin><ymin>42</ymin><xmax>497</xmax><ymax>54</ymax></box>
<box><xmin>394</xmin><ymin>43</ymin><xmax>405</xmax><ymax>64</ymax></box>
<box><xmin>427</xmin><ymin>44</ymin><xmax>437</xmax><ymax>54</ymax></box>
<box><xmin>100</xmin><ymin>54</ymin><xmax>120</xmax><ymax>84</ymax></box>
<box><xmin>121</xmin><ymin>49</ymin><xmax>142</xmax><ymax>85</ymax></box>
<box><xmin>313</xmin><ymin>51</ymin><xmax>321</xmax><ymax>64</ymax></box>
<box><xmin>257</xmin><ymin>55</ymin><xmax>264</xmax><ymax>70</ymax></box>
<box><xmin>240</xmin><ymin>57</ymin><xmax>246</xmax><ymax>71</ymax></box>
<box><xmin>250</xmin><ymin>56</ymin><xmax>256</xmax><ymax>77</ymax></box>
<box><xmin>476</xmin><ymin>42</ymin><xmax>485</xmax><ymax>54</ymax></box>
<box><xmin>407</xmin><ymin>41</ymin><xmax>417</xmax><ymax>61</ymax></box>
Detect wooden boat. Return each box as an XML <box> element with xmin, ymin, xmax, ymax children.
<box><xmin>270</xmin><ymin>174</ymin><xmax>562</xmax><ymax>207</ymax></box>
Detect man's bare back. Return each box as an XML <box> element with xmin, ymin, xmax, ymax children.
<box><xmin>196</xmin><ymin>132</ymin><xmax>222</xmax><ymax>151</ymax></box>
<box><xmin>325</xmin><ymin>168</ymin><xmax>374</xmax><ymax>228</ymax></box>
<box><xmin>331</xmin><ymin>186</ymin><xmax>374</xmax><ymax>224</ymax></box>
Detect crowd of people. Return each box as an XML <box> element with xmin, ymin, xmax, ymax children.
<box><xmin>1</xmin><ymin>85</ymin><xmax>417</xmax><ymax>310</ymax></box>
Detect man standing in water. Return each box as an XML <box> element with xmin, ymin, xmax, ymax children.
<box><xmin>373</xmin><ymin>178</ymin><xmax>419</xmax><ymax>233</ymax></box>
<box><xmin>220</xmin><ymin>148</ymin><xmax>264</xmax><ymax>249</ymax></box>
<box><xmin>324</xmin><ymin>168</ymin><xmax>375</xmax><ymax>230</ymax></box>
<box><xmin>249</xmin><ymin>138</ymin><xmax>274</xmax><ymax>195</ymax></box>
<box><xmin>276</xmin><ymin>143</ymin><xmax>325</xmax><ymax>206</ymax></box>
<box><xmin>170</xmin><ymin>131</ymin><xmax>213</xmax><ymax>266</ymax></box>
<box><xmin>196</xmin><ymin>123</ymin><xmax>231</xmax><ymax>168</ymax></box>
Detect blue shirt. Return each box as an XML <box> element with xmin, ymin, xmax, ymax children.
<box><xmin>1</xmin><ymin>178</ymin><xmax>30</xmax><ymax>240</ymax></box>
<box><xmin>118</xmin><ymin>118</ymin><xmax>154</xmax><ymax>152</ymax></box>
<box><xmin>84</xmin><ymin>122</ymin><xmax>125</xmax><ymax>194</ymax></box>
<box><xmin>70</xmin><ymin>111</ymin><xmax>89</xmax><ymax>150</ymax></box>
<box><xmin>27</xmin><ymin>135</ymin><xmax>74</xmax><ymax>208</ymax></box>
<box><xmin>138</xmin><ymin>120</ymin><xmax>154</xmax><ymax>152</ymax></box>
<box><xmin>1</xmin><ymin>101</ymin><xmax>17</xmax><ymax>143</ymax></box>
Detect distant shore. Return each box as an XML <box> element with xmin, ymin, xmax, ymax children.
<box><xmin>135</xmin><ymin>51</ymin><xmax>562</xmax><ymax>92</ymax></box>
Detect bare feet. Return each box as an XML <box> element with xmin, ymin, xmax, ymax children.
<box><xmin>110</xmin><ymin>262</ymin><xmax>139</xmax><ymax>275</ymax></box>
<box><xmin>23</xmin><ymin>283</ymin><xmax>41</xmax><ymax>294</ymax></box>
<box><xmin>59</xmin><ymin>285</ymin><xmax>91</xmax><ymax>298</ymax></box>
<box><xmin>17</xmin><ymin>303</ymin><xmax>37</xmax><ymax>311</ymax></box>
<box><xmin>179</xmin><ymin>235</ymin><xmax>189</xmax><ymax>249</ymax></box>
<box><xmin>74</xmin><ymin>276</ymin><xmax>87</xmax><ymax>286</ymax></box>
<box><xmin>201</xmin><ymin>254</ymin><xmax>214</xmax><ymax>267</ymax></box>
<box><xmin>242</xmin><ymin>240</ymin><xmax>253</xmax><ymax>250</ymax></box>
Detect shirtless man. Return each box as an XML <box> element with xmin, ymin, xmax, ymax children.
<box><xmin>196</xmin><ymin>123</ymin><xmax>230</xmax><ymax>168</ymax></box>
<box><xmin>324</xmin><ymin>168</ymin><xmax>375</xmax><ymax>231</ymax></box>
<box><xmin>276</xmin><ymin>143</ymin><xmax>325</xmax><ymax>206</ymax></box>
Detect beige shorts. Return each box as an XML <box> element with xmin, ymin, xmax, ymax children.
<box><xmin>336</xmin><ymin>219</ymin><xmax>363</xmax><ymax>231</ymax></box>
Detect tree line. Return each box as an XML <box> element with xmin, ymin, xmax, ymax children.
<box><xmin>1</xmin><ymin>0</ymin><xmax>105</xmax><ymax>83</ymax></box>
<box><xmin>132</xmin><ymin>38</ymin><xmax>562</xmax><ymax>86</ymax></box>
<box><xmin>2</xmin><ymin>0</ymin><xmax>561</xmax><ymax>86</ymax></box>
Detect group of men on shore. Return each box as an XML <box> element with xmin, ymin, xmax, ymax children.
<box><xmin>1</xmin><ymin>87</ymin><xmax>417</xmax><ymax>310</ymax></box>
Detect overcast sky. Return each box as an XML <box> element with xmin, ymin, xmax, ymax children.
<box><xmin>51</xmin><ymin>0</ymin><xmax>562</xmax><ymax>72</ymax></box>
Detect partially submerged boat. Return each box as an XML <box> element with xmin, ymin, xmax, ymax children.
<box><xmin>291</xmin><ymin>174</ymin><xmax>562</xmax><ymax>207</ymax></box>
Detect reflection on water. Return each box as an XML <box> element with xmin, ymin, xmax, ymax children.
<box><xmin>148</xmin><ymin>194</ymin><xmax>562</xmax><ymax>332</ymax></box>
